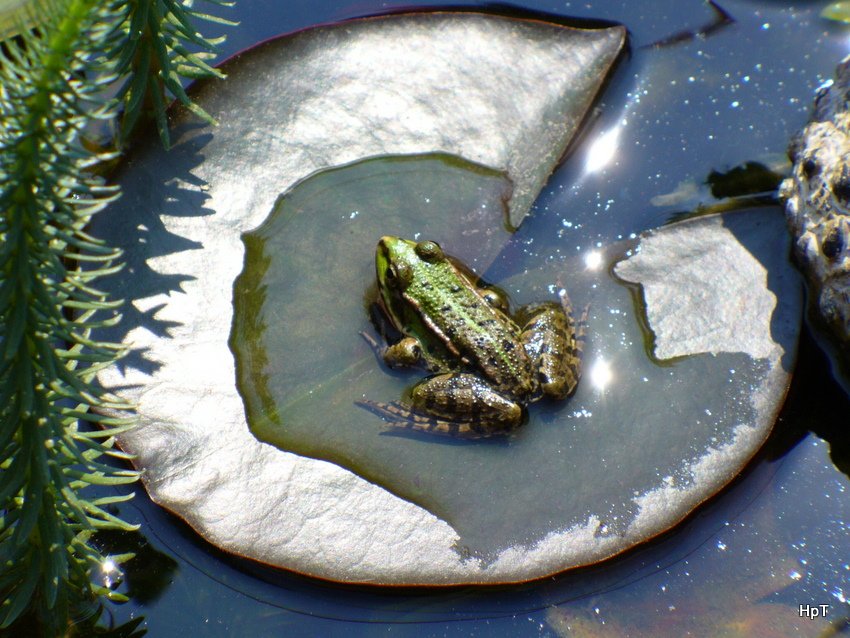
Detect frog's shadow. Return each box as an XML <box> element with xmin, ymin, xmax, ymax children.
<box><xmin>377</xmin><ymin>426</ymin><xmax>514</xmax><ymax>447</ymax></box>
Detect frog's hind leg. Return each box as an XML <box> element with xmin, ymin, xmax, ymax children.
<box><xmin>357</xmin><ymin>372</ymin><xmax>523</xmax><ymax>439</ymax></box>
<box><xmin>355</xmin><ymin>400</ymin><xmax>509</xmax><ymax>439</ymax></box>
<box><xmin>519</xmin><ymin>294</ymin><xmax>588</xmax><ymax>400</ymax></box>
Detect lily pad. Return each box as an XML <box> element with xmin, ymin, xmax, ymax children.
<box><xmin>94</xmin><ymin>11</ymin><xmax>800</xmax><ymax>585</ymax></box>
<box><xmin>172</xmin><ymin>12</ymin><xmax>625</xmax><ymax>230</ymax></box>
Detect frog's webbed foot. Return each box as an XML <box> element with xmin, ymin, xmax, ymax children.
<box><xmin>359</xmin><ymin>330</ymin><xmax>385</xmax><ymax>367</ymax></box>
<box><xmin>355</xmin><ymin>400</ymin><xmax>515</xmax><ymax>439</ymax></box>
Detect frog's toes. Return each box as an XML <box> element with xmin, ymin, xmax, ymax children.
<box><xmin>359</xmin><ymin>330</ymin><xmax>382</xmax><ymax>355</ymax></box>
<box><xmin>355</xmin><ymin>399</ymin><xmax>412</xmax><ymax>422</ymax></box>
<box><xmin>574</xmin><ymin>303</ymin><xmax>589</xmax><ymax>352</ymax></box>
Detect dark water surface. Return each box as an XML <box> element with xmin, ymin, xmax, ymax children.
<box><xmin>93</xmin><ymin>1</ymin><xmax>850</xmax><ymax>635</ymax></box>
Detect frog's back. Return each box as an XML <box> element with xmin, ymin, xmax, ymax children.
<box><xmin>404</xmin><ymin>260</ymin><xmax>534</xmax><ymax>397</ymax></box>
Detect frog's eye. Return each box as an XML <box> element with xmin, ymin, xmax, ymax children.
<box><xmin>481</xmin><ymin>289</ymin><xmax>509</xmax><ymax>313</ymax></box>
<box><xmin>385</xmin><ymin>263</ymin><xmax>413</xmax><ymax>289</ymax></box>
<box><xmin>415</xmin><ymin>240</ymin><xmax>443</xmax><ymax>261</ymax></box>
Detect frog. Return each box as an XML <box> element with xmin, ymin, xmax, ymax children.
<box><xmin>357</xmin><ymin>236</ymin><xmax>586</xmax><ymax>438</ymax></box>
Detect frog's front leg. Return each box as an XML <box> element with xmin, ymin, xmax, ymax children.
<box><xmin>382</xmin><ymin>337</ymin><xmax>425</xmax><ymax>368</ymax></box>
<box><xmin>518</xmin><ymin>296</ymin><xmax>587</xmax><ymax>400</ymax></box>
<box><xmin>361</xmin><ymin>331</ymin><xmax>425</xmax><ymax>369</ymax></box>
<box><xmin>357</xmin><ymin>373</ymin><xmax>523</xmax><ymax>438</ymax></box>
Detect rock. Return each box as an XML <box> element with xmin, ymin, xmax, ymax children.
<box><xmin>780</xmin><ymin>55</ymin><xmax>850</xmax><ymax>381</ymax></box>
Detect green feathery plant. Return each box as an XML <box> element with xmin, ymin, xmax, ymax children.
<box><xmin>0</xmin><ymin>0</ymin><xmax>231</xmax><ymax>633</ymax></box>
<box><xmin>0</xmin><ymin>1</ymin><xmax>139</xmax><ymax>631</ymax></box>
<box><xmin>112</xmin><ymin>0</ymin><xmax>236</xmax><ymax>148</ymax></box>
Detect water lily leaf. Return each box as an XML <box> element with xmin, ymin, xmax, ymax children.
<box><xmin>172</xmin><ymin>12</ymin><xmax>625</xmax><ymax>230</ymax></box>
<box><xmin>92</xmin><ymin>12</ymin><xmax>799</xmax><ymax>585</ymax></box>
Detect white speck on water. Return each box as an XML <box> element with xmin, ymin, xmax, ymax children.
<box><xmin>584</xmin><ymin>250</ymin><xmax>604</xmax><ymax>270</ymax></box>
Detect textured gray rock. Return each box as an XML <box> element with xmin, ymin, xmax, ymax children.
<box><xmin>780</xmin><ymin>55</ymin><xmax>850</xmax><ymax>358</ymax></box>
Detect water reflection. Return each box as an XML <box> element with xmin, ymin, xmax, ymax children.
<box><xmin>588</xmin><ymin>357</ymin><xmax>614</xmax><ymax>392</ymax></box>
<box><xmin>584</xmin><ymin>124</ymin><xmax>623</xmax><ymax>173</ymax></box>
<box><xmin>99</xmin><ymin>559</ymin><xmax>122</xmax><ymax>590</ymax></box>
<box><xmin>92</xmin><ymin>528</ymin><xmax>179</xmax><ymax>605</ymax></box>
<box><xmin>583</xmin><ymin>249</ymin><xmax>605</xmax><ymax>270</ymax></box>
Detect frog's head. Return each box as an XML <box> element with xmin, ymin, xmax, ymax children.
<box><xmin>375</xmin><ymin>236</ymin><xmax>445</xmax><ymax>294</ymax></box>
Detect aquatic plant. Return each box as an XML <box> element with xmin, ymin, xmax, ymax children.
<box><xmin>0</xmin><ymin>0</ymin><xmax>229</xmax><ymax>632</ymax></box>
<box><xmin>111</xmin><ymin>0</ymin><xmax>236</xmax><ymax>148</ymax></box>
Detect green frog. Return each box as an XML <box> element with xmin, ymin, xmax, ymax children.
<box><xmin>357</xmin><ymin>236</ymin><xmax>585</xmax><ymax>438</ymax></box>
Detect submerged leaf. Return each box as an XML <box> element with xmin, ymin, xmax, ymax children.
<box><xmin>822</xmin><ymin>2</ymin><xmax>850</xmax><ymax>24</ymax></box>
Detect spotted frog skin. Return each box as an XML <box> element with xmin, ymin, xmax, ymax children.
<box><xmin>357</xmin><ymin>236</ymin><xmax>585</xmax><ymax>438</ymax></box>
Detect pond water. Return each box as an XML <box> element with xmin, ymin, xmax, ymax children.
<box><xmin>91</xmin><ymin>0</ymin><xmax>850</xmax><ymax>635</ymax></box>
